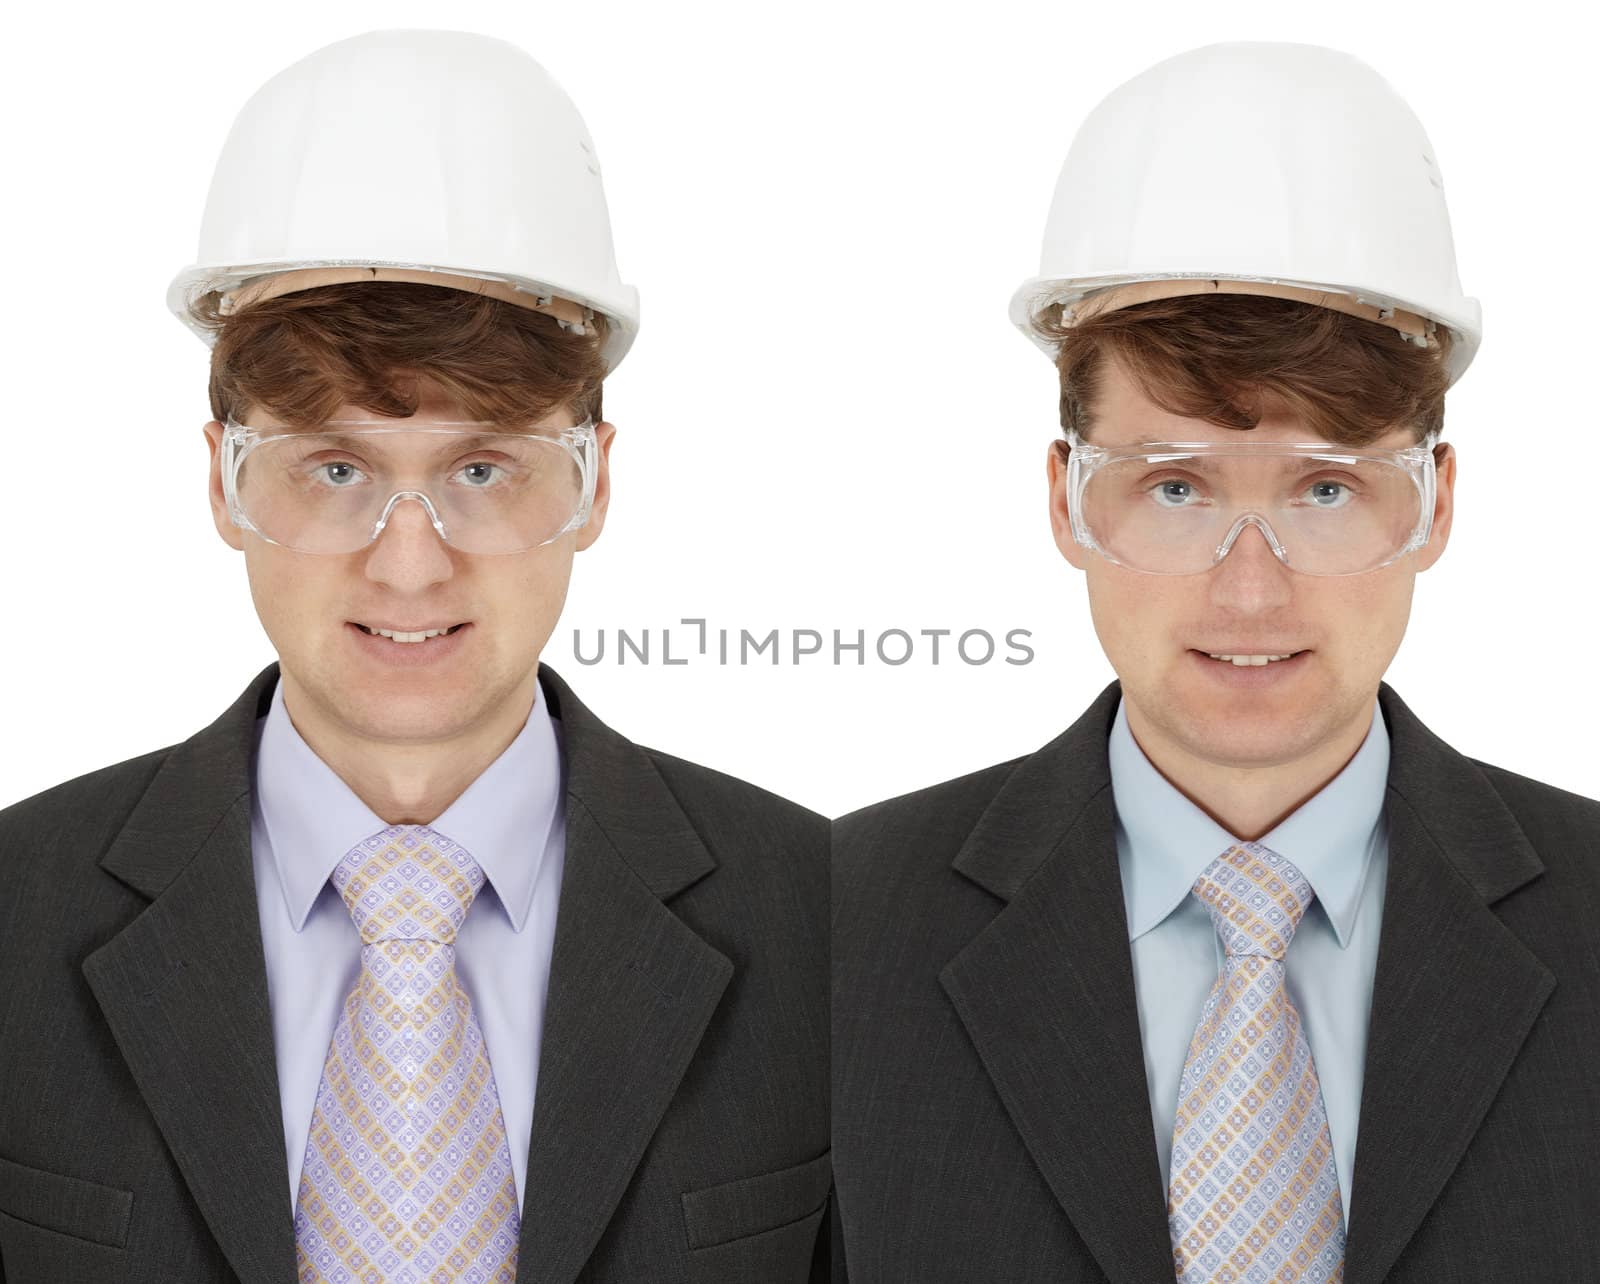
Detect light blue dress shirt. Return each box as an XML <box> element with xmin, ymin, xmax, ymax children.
<box><xmin>1108</xmin><ymin>694</ymin><xmax>1390</xmax><ymax>1229</ymax></box>
<box><xmin>249</xmin><ymin>674</ymin><xmax>567</xmax><ymax>1214</ymax></box>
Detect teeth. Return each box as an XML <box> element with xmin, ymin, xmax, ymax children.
<box><xmin>364</xmin><ymin>625</ymin><xmax>452</xmax><ymax>643</ymax></box>
<box><xmin>1205</xmin><ymin>652</ymin><xmax>1299</xmax><ymax>666</ymax></box>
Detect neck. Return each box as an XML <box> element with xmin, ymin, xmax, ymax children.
<box><xmin>1121</xmin><ymin>693</ymin><xmax>1375</xmax><ymax>841</ymax></box>
<box><xmin>278</xmin><ymin>668</ymin><xmax>540</xmax><ymax>825</ymax></box>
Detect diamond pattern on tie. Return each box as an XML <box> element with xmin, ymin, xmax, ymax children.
<box><xmin>294</xmin><ymin>824</ymin><xmax>521</xmax><ymax>1283</ymax></box>
<box><xmin>1166</xmin><ymin>841</ymin><xmax>1346</xmax><ymax>1283</ymax></box>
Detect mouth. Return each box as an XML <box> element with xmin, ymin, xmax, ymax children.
<box><xmin>1190</xmin><ymin>647</ymin><xmax>1311</xmax><ymax>668</ymax></box>
<box><xmin>1187</xmin><ymin>647</ymin><xmax>1312</xmax><ymax>684</ymax></box>
<box><xmin>350</xmin><ymin>621</ymin><xmax>470</xmax><ymax>642</ymax></box>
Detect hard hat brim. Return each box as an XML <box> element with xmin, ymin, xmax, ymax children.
<box><xmin>167</xmin><ymin>258</ymin><xmax>640</xmax><ymax>374</ymax></box>
<box><xmin>1008</xmin><ymin>271</ymin><xmax>1482</xmax><ymax>389</ymax></box>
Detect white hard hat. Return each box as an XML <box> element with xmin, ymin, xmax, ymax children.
<box><xmin>1010</xmin><ymin>42</ymin><xmax>1481</xmax><ymax>387</ymax></box>
<box><xmin>167</xmin><ymin>29</ymin><xmax>639</xmax><ymax>372</ymax></box>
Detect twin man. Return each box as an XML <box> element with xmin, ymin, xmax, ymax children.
<box><xmin>1</xmin><ymin>29</ymin><xmax>1594</xmax><ymax>1284</ymax></box>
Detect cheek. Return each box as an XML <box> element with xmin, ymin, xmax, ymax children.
<box><xmin>1325</xmin><ymin>559</ymin><xmax>1413</xmax><ymax>615</ymax></box>
<box><xmin>1340</xmin><ymin>574</ymin><xmax>1415</xmax><ymax>650</ymax></box>
<box><xmin>242</xmin><ymin>546</ymin><xmax>352</xmax><ymax>629</ymax></box>
<box><xmin>242</xmin><ymin>547</ymin><xmax>305</xmax><ymax>616</ymax></box>
<box><xmin>495</xmin><ymin>547</ymin><xmax>578</xmax><ymax>621</ymax></box>
<box><xmin>1085</xmin><ymin>568</ymin><xmax>1173</xmax><ymax>651</ymax></box>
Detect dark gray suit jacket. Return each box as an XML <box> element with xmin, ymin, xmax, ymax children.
<box><xmin>832</xmin><ymin>677</ymin><xmax>1599</xmax><ymax>1282</ymax></box>
<box><xmin>0</xmin><ymin>660</ymin><xmax>831</xmax><ymax>1284</ymax></box>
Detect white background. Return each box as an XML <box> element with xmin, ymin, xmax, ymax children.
<box><xmin>2</xmin><ymin>0</ymin><xmax>1595</xmax><ymax>818</ymax></box>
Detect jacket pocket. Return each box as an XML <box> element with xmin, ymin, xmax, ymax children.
<box><xmin>0</xmin><ymin>1153</ymin><xmax>134</xmax><ymax>1248</ymax></box>
<box><xmin>680</xmin><ymin>1149</ymin><xmax>830</xmax><ymax>1251</ymax></box>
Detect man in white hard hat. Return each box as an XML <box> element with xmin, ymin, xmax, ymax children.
<box><xmin>833</xmin><ymin>41</ymin><xmax>1597</xmax><ymax>1283</ymax></box>
<box><xmin>0</xmin><ymin>30</ymin><xmax>830</xmax><ymax>1283</ymax></box>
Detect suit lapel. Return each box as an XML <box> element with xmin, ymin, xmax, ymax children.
<box><xmin>939</xmin><ymin>679</ymin><xmax>1176</xmax><ymax>1284</ymax></box>
<box><xmin>512</xmin><ymin>665</ymin><xmax>732</xmax><ymax>1284</ymax></box>
<box><xmin>82</xmin><ymin>662</ymin><xmax>296</xmax><ymax>1284</ymax></box>
<box><xmin>1342</xmin><ymin>682</ymin><xmax>1555</xmax><ymax>1284</ymax></box>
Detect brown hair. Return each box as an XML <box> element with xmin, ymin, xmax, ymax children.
<box><xmin>1033</xmin><ymin>293</ymin><xmax>1453</xmax><ymax>464</ymax></box>
<box><xmin>187</xmin><ymin>280</ymin><xmax>610</xmax><ymax>430</ymax></box>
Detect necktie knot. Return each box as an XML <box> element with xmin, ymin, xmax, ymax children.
<box><xmin>331</xmin><ymin>823</ymin><xmax>486</xmax><ymax>945</ymax></box>
<box><xmin>1192</xmin><ymin>840</ymin><xmax>1314</xmax><ymax>961</ymax></box>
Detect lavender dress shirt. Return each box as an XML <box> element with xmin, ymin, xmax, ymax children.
<box><xmin>248</xmin><ymin>674</ymin><xmax>566</xmax><ymax>1214</ymax></box>
<box><xmin>1108</xmin><ymin>694</ymin><xmax>1390</xmax><ymax>1229</ymax></box>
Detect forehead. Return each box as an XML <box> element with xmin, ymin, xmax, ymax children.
<box><xmin>306</xmin><ymin>427</ymin><xmax>521</xmax><ymax>453</ymax></box>
<box><xmin>244</xmin><ymin>381</ymin><xmax>574</xmax><ymax>434</ymax></box>
<box><xmin>1093</xmin><ymin>426</ymin><xmax>1421</xmax><ymax>453</ymax></box>
<box><xmin>1091</xmin><ymin>355</ymin><xmax>1418</xmax><ymax>451</ymax></box>
<box><xmin>246</xmin><ymin>405</ymin><xmax>503</xmax><ymax>431</ymax></box>
<box><xmin>1098</xmin><ymin>430</ymin><xmax>1421</xmax><ymax>453</ymax></box>
<box><xmin>242</xmin><ymin>412</ymin><xmax>564</xmax><ymax>440</ymax></box>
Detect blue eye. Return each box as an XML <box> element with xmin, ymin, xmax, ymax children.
<box><xmin>318</xmin><ymin>461</ymin><xmax>363</xmax><ymax>486</ymax></box>
<box><xmin>1149</xmin><ymin>478</ymin><xmax>1200</xmax><ymax>507</ymax></box>
<box><xmin>457</xmin><ymin>462</ymin><xmax>504</xmax><ymax>487</ymax></box>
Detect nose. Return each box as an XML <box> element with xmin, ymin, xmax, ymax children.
<box><xmin>374</xmin><ymin>492</ymin><xmax>446</xmax><ymax>542</ymax></box>
<box><xmin>1214</xmin><ymin>514</ymin><xmax>1286</xmax><ymax>568</ymax></box>
<box><xmin>1206</xmin><ymin>513</ymin><xmax>1293</xmax><ymax>612</ymax></box>
<box><xmin>362</xmin><ymin>493</ymin><xmax>456</xmax><ymax>585</ymax></box>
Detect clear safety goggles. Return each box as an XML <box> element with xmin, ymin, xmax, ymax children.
<box><xmin>1063</xmin><ymin>426</ymin><xmax>1442</xmax><ymax>576</ymax></box>
<box><xmin>220</xmin><ymin>418</ymin><xmax>598</xmax><ymax>555</ymax></box>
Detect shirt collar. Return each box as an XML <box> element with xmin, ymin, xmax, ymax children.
<box><xmin>254</xmin><ymin>674</ymin><xmax>564</xmax><ymax>934</ymax></box>
<box><xmin>1107</xmin><ymin>692</ymin><xmax>1388</xmax><ymax>949</ymax></box>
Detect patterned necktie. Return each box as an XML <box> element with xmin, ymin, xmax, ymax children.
<box><xmin>1166</xmin><ymin>841</ymin><xmax>1346</xmax><ymax>1283</ymax></box>
<box><xmin>294</xmin><ymin>823</ymin><xmax>521</xmax><ymax>1284</ymax></box>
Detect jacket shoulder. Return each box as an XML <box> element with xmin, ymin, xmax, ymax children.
<box><xmin>0</xmin><ymin>744</ymin><xmax>172</xmax><ymax>836</ymax></box>
<box><xmin>0</xmin><ymin>744</ymin><xmax>175</xmax><ymax>894</ymax></box>
<box><xmin>832</xmin><ymin>754</ymin><xmax>1026</xmax><ymax>887</ymax></box>
<box><xmin>640</xmin><ymin>745</ymin><xmax>827</xmax><ymax>861</ymax></box>
<box><xmin>1471</xmin><ymin>757</ymin><xmax>1600</xmax><ymax>813</ymax></box>
<box><xmin>1469</xmin><ymin>756</ymin><xmax>1600</xmax><ymax>876</ymax></box>
<box><xmin>640</xmin><ymin>746</ymin><xmax>825</xmax><ymax>832</ymax></box>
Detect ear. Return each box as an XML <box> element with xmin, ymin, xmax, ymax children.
<box><xmin>203</xmin><ymin>420</ymin><xmax>245</xmax><ymax>552</ymax></box>
<box><xmin>1414</xmin><ymin>440</ymin><xmax>1456</xmax><ymax>573</ymax></box>
<box><xmin>574</xmin><ymin>419</ymin><xmax>616</xmax><ymax>552</ymax></box>
<box><xmin>1046</xmin><ymin>439</ymin><xmax>1088</xmax><ymax>570</ymax></box>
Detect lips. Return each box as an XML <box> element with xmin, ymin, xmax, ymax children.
<box><xmin>353</xmin><ymin>621</ymin><xmax>468</xmax><ymax>635</ymax></box>
<box><xmin>1192</xmin><ymin>646</ymin><xmax>1309</xmax><ymax>656</ymax></box>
